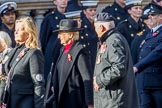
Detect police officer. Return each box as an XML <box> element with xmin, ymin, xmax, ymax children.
<box><xmin>40</xmin><ymin>0</ymin><xmax>68</xmax><ymax>82</ymax></box>
<box><xmin>0</xmin><ymin>1</ymin><xmax>17</xmax><ymax>47</ymax></box>
<box><xmin>102</xmin><ymin>0</ymin><xmax>129</xmax><ymax>26</ymax></box>
<box><xmin>117</xmin><ymin>0</ymin><xmax>147</xmax><ymax>46</ymax></box>
<box><xmin>133</xmin><ymin>3</ymin><xmax>162</xmax><ymax>108</ymax></box>
<box><xmin>80</xmin><ymin>0</ymin><xmax>99</xmax><ymax>73</ymax></box>
<box><xmin>131</xmin><ymin>3</ymin><xmax>151</xmax><ymax>64</ymax></box>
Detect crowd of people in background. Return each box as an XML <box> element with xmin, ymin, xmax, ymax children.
<box><xmin>0</xmin><ymin>0</ymin><xmax>162</xmax><ymax>108</ymax></box>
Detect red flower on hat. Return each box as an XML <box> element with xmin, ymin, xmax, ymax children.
<box><xmin>67</xmin><ymin>54</ymin><xmax>72</xmax><ymax>61</ymax></box>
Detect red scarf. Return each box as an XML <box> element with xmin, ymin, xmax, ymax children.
<box><xmin>64</xmin><ymin>42</ymin><xmax>73</xmax><ymax>53</ymax></box>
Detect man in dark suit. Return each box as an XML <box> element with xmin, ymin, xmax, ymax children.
<box><xmin>0</xmin><ymin>1</ymin><xmax>17</xmax><ymax>47</ymax></box>
<box><xmin>133</xmin><ymin>3</ymin><xmax>162</xmax><ymax>108</ymax></box>
<box><xmin>102</xmin><ymin>0</ymin><xmax>129</xmax><ymax>25</ymax></box>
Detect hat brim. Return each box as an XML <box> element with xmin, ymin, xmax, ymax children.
<box><xmin>53</xmin><ymin>28</ymin><xmax>83</xmax><ymax>33</ymax></box>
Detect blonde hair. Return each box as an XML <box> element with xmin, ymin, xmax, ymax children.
<box><xmin>71</xmin><ymin>31</ymin><xmax>79</xmax><ymax>41</ymax></box>
<box><xmin>0</xmin><ymin>31</ymin><xmax>12</xmax><ymax>48</ymax></box>
<box><xmin>15</xmin><ymin>16</ymin><xmax>39</xmax><ymax>49</ymax></box>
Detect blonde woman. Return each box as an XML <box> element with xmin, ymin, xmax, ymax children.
<box><xmin>0</xmin><ymin>31</ymin><xmax>12</xmax><ymax>106</ymax></box>
<box><xmin>4</xmin><ymin>16</ymin><xmax>45</xmax><ymax>108</ymax></box>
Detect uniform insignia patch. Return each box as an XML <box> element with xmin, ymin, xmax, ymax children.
<box><xmin>7</xmin><ymin>4</ymin><xmax>12</xmax><ymax>10</ymax></box>
<box><xmin>36</xmin><ymin>74</ymin><xmax>43</xmax><ymax>81</ymax></box>
<box><xmin>137</xmin><ymin>31</ymin><xmax>143</xmax><ymax>36</ymax></box>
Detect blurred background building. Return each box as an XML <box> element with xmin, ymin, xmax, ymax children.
<box><xmin>0</xmin><ymin>0</ymin><xmax>151</xmax><ymax>31</ymax></box>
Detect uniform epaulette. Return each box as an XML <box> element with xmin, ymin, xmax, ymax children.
<box><xmin>118</xmin><ymin>19</ymin><xmax>128</xmax><ymax>25</ymax></box>
<box><xmin>102</xmin><ymin>4</ymin><xmax>112</xmax><ymax>12</ymax></box>
<box><xmin>44</xmin><ymin>10</ymin><xmax>55</xmax><ymax>18</ymax></box>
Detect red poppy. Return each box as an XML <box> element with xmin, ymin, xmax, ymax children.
<box><xmin>100</xmin><ymin>43</ymin><xmax>107</xmax><ymax>53</ymax></box>
<box><xmin>18</xmin><ymin>50</ymin><xmax>25</xmax><ymax>58</ymax></box>
<box><xmin>153</xmin><ymin>31</ymin><xmax>159</xmax><ymax>37</ymax></box>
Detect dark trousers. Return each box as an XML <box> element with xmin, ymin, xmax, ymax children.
<box><xmin>139</xmin><ymin>89</ymin><xmax>162</xmax><ymax>108</ymax></box>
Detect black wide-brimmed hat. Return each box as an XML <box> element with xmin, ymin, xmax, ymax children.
<box><xmin>53</xmin><ymin>19</ymin><xmax>82</xmax><ymax>32</ymax></box>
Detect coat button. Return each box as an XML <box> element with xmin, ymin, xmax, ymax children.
<box><xmin>84</xmin><ymin>25</ymin><xmax>87</xmax><ymax>28</ymax></box>
<box><xmin>55</xmin><ymin>16</ymin><xmax>58</xmax><ymax>19</ymax></box>
<box><xmin>81</xmin><ymin>36</ymin><xmax>84</xmax><ymax>39</ymax></box>
<box><xmin>129</xmin><ymin>25</ymin><xmax>132</xmax><ymax>28</ymax></box>
<box><xmin>131</xmin><ymin>34</ymin><xmax>134</xmax><ymax>37</ymax></box>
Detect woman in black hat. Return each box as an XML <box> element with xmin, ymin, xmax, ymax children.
<box><xmin>51</xmin><ymin>19</ymin><xmax>93</xmax><ymax>108</ymax></box>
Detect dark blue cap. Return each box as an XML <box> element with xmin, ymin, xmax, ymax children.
<box><xmin>149</xmin><ymin>3</ymin><xmax>162</xmax><ymax>15</ymax></box>
<box><xmin>0</xmin><ymin>2</ymin><xmax>17</xmax><ymax>15</ymax></box>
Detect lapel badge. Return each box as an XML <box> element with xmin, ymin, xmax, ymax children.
<box><xmin>153</xmin><ymin>31</ymin><xmax>159</xmax><ymax>37</ymax></box>
<box><xmin>67</xmin><ymin>54</ymin><xmax>72</xmax><ymax>61</ymax></box>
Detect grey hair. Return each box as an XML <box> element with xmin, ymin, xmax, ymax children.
<box><xmin>0</xmin><ymin>31</ymin><xmax>12</xmax><ymax>48</ymax></box>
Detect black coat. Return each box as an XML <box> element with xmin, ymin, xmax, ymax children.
<box><xmin>39</xmin><ymin>9</ymin><xmax>65</xmax><ymax>81</ymax></box>
<box><xmin>131</xmin><ymin>28</ymin><xmax>150</xmax><ymax>64</ymax></box>
<box><xmin>80</xmin><ymin>12</ymin><xmax>98</xmax><ymax>72</ymax></box>
<box><xmin>39</xmin><ymin>9</ymin><xmax>66</xmax><ymax>54</ymax></box>
<box><xmin>135</xmin><ymin>26</ymin><xmax>162</xmax><ymax>90</ymax></box>
<box><xmin>102</xmin><ymin>2</ymin><xmax>129</xmax><ymax>25</ymax></box>
<box><xmin>53</xmin><ymin>42</ymin><xmax>93</xmax><ymax>108</ymax></box>
<box><xmin>117</xmin><ymin>16</ymin><xmax>147</xmax><ymax>46</ymax></box>
<box><xmin>5</xmin><ymin>46</ymin><xmax>45</xmax><ymax>108</ymax></box>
